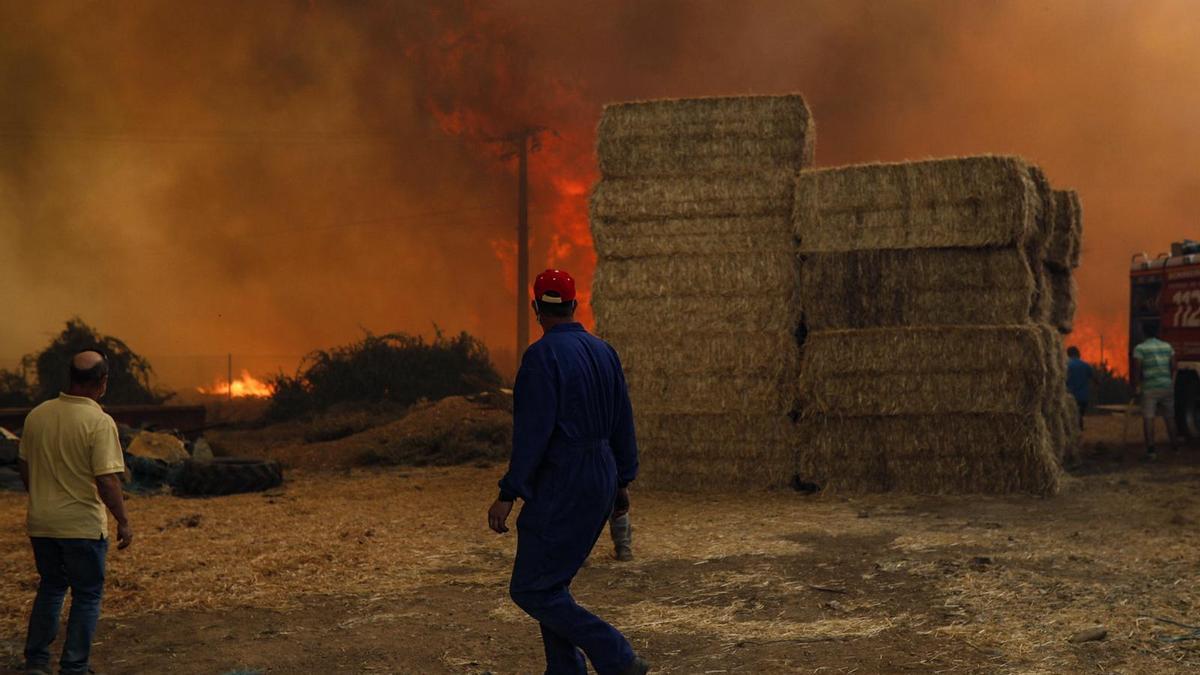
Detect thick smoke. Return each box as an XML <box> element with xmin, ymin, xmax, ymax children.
<box><xmin>3</xmin><ymin>0</ymin><xmax>1196</xmax><ymax>383</ymax></box>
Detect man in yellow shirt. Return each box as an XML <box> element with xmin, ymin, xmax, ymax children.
<box><xmin>18</xmin><ymin>351</ymin><xmax>133</xmax><ymax>675</ymax></box>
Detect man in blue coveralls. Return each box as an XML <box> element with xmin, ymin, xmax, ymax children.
<box><xmin>487</xmin><ymin>268</ymin><xmax>650</xmax><ymax>675</ymax></box>
<box><xmin>1065</xmin><ymin>346</ymin><xmax>1094</xmax><ymax>430</ymax></box>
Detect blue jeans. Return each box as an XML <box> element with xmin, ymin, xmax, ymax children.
<box><xmin>25</xmin><ymin>537</ymin><xmax>108</xmax><ymax>674</ymax></box>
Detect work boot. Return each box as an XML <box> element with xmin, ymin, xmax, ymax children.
<box><xmin>619</xmin><ymin>655</ymin><xmax>650</xmax><ymax>675</ymax></box>
<box><xmin>614</xmin><ymin>544</ymin><xmax>634</xmax><ymax>562</ymax></box>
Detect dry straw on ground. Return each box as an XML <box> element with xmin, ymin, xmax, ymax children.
<box><xmin>596</xmin><ymin>94</ymin><xmax>814</xmax><ymax>177</ymax></box>
<box><xmin>800</xmin><ymin>326</ymin><xmax>1048</xmax><ymax>417</ymax></box>
<box><xmin>800</xmin><ymin>248</ymin><xmax>1035</xmax><ymax>329</ymax></box>
<box><xmin>796</xmin><ymin>412</ymin><xmax>1060</xmax><ymax>495</ymax></box>
<box><xmin>794</xmin><ymin>156</ymin><xmax>1038</xmax><ymax>253</ymax></box>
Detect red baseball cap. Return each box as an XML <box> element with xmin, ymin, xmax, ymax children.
<box><xmin>534</xmin><ymin>269</ymin><xmax>576</xmax><ymax>304</ymax></box>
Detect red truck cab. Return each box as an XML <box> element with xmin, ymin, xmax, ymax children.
<box><xmin>1131</xmin><ymin>239</ymin><xmax>1200</xmax><ymax>436</ymax></box>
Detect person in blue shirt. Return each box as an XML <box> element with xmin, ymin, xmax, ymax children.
<box><xmin>487</xmin><ymin>269</ymin><xmax>648</xmax><ymax>675</ymax></box>
<box><xmin>1064</xmin><ymin>346</ymin><xmax>1094</xmax><ymax>430</ymax></box>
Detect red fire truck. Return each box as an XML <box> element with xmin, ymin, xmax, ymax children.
<box><xmin>1131</xmin><ymin>240</ymin><xmax>1200</xmax><ymax>437</ymax></box>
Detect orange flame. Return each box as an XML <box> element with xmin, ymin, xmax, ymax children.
<box><xmin>197</xmin><ymin>369</ymin><xmax>273</xmax><ymax>398</ymax></box>
<box><xmin>1068</xmin><ymin>313</ymin><xmax>1129</xmax><ymax>376</ymax></box>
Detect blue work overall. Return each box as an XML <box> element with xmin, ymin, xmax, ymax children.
<box><xmin>499</xmin><ymin>322</ymin><xmax>639</xmax><ymax>675</ymax></box>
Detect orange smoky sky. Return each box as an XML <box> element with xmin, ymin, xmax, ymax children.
<box><xmin>1</xmin><ymin>0</ymin><xmax>1197</xmax><ymax>386</ymax></box>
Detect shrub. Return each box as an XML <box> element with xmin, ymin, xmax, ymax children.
<box><xmin>25</xmin><ymin>318</ymin><xmax>171</xmax><ymax>405</ymax></box>
<box><xmin>265</xmin><ymin>329</ymin><xmax>501</xmax><ymax>421</ymax></box>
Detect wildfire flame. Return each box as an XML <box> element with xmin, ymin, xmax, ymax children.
<box><xmin>197</xmin><ymin>369</ymin><xmax>273</xmax><ymax>398</ymax></box>
<box><xmin>1069</xmin><ymin>314</ymin><xmax>1129</xmax><ymax>377</ymax></box>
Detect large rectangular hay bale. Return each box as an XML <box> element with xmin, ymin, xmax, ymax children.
<box><xmin>594</xmin><ymin>294</ymin><xmax>797</xmax><ymax>335</ymax></box>
<box><xmin>597</xmin><ymin>95</ymin><xmax>815</xmax><ymax>178</ymax></box>
<box><xmin>1047</xmin><ymin>190</ymin><xmax>1082</xmax><ymax>271</ymax></box>
<box><xmin>591</xmin><ymin>172</ymin><xmax>795</xmax><ymax>223</ymax></box>
<box><xmin>800</xmin><ymin>326</ymin><xmax>1048</xmax><ymax>416</ymax></box>
<box><xmin>593</xmin><ymin>252</ymin><xmax>798</xmax><ymax>298</ymax></box>
<box><xmin>797</xmin><ymin>413</ymin><xmax>1060</xmax><ymax>495</ymax></box>
<box><xmin>801</xmin><ymin>248</ymin><xmax>1035</xmax><ymax>329</ymax></box>
<box><xmin>606</xmin><ymin>332</ymin><xmax>797</xmax><ymax>376</ymax></box>
<box><xmin>626</xmin><ymin>372</ymin><xmax>795</xmax><ymax>416</ymax></box>
<box><xmin>639</xmin><ymin>441</ymin><xmax>794</xmax><ymax>491</ymax></box>
<box><xmin>1048</xmin><ymin>268</ymin><xmax>1076</xmax><ymax>334</ymax></box>
<box><xmin>794</xmin><ymin>156</ymin><xmax>1038</xmax><ymax>253</ymax></box>
<box><xmin>592</xmin><ymin>216</ymin><xmax>791</xmax><ymax>259</ymax></box>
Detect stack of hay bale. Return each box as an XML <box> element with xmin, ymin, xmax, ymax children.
<box><xmin>1045</xmin><ymin>189</ymin><xmax>1085</xmax><ymax>458</ymax></box>
<box><xmin>589</xmin><ymin>95</ymin><xmax>815</xmax><ymax>490</ymax></box>
<box><xmin>794</xmin><ymin>156</ymin><xmax>1062</xmax><ymax>494</ymax></box>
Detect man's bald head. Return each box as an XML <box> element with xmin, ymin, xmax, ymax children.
<box><xmin>69</xmin><ymin>350</ymin><xmax>109</xmax><ymax>388</ymax></box>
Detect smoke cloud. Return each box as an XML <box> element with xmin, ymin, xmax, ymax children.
<box><xmin>2</xmin><ymin>0</ymin><xmax>1196</xmax><ymax>384</ymax></box>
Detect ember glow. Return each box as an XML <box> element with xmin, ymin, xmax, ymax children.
<box><xmin>198</xmin><ymin>370</ymin><xmax>273</xmax><ymax>398</ymax></box>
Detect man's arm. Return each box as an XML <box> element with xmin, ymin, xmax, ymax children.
<box><xmin>17</xmin><ymin>458</ymin><xmax>28</xmax><ymax>491</ymax></box>
<box><xmin>497</xmin><ymin>362</ymin><xmax>558</xmax><ymax>503</ymax></box>
<box><xmin>95</xmin><ymin>473</ymin><xmax>133</xmax><ymax>549</ymax></box>
<box><xmin>489</xmin><ymin>358</ymin><xmax>557</xmax><ymax>534</ymax></box>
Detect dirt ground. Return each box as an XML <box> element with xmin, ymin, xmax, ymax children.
<box><xmin>2</xmin><ymin>411</ymin><xmax>1200</xmax><ymax>674</ymax></box>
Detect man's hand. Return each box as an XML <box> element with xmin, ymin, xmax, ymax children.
<box><xmin>488</xmin><ymin>499</ymin><xmax>513</xmax><ymax>534</ymax></box>
<box><xmin>613</xmin><ymin>487</ymin><xmax>630</xmax><ymax>518</ymax></box>
<box><xmin>116</xmin><ymin>521</ymin><xmax>134</xmax><ymax>550</ymax></box>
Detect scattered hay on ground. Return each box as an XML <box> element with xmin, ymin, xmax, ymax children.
<box><xmin>596</xmin><ymin>94</ymin><xmax>814</xmax><ymax>177</ymax></box>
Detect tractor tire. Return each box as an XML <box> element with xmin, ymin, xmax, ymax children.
<box><xmin>176</xmin><ymin>458</ymin><xmax>283</xmax><ymax>497</ymax></box>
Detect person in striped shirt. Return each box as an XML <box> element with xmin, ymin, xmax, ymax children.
<box><xmin>1132</xmin><ymin>322</ymin><xmax>1178</xmax><ymax>460</ymax></box>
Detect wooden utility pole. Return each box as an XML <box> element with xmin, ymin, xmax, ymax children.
<box><xmin>517</xmin><ymin>135</ymin><xmax>530</xmax><ymax>360</ymax></box>
<box><xmin>493</xmin><ymin>127</ymin><xmax>551</xmax><ymax>362</ymax></box>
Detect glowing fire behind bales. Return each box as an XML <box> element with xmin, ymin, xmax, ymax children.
<box><xmin>197</xmin><ymin>370</ymin><xmax>273</xmax><ymax>398</ymax></box>
<box><xmin>1069</xmin><ymin>314</ymin><xmax>1129</xmax><ymax>376</ymax></box>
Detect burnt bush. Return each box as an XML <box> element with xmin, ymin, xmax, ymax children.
<box><xmin>265</xmin><ymin>330</ymin><xmax>501</xmax><ymax>421</ymax></box>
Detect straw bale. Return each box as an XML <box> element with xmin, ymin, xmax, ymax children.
<box><xmin>607</xmin><ymin>331</ymin><xmax>798</xmax><ymax>376</ymax></box>
<box><xmin>1026</xmin><ymin>167</ymin><xmax>1054</xmax><ymax>323</ymax></box>
<box><xmin>634</xmin><ymin>412</ymin><xmax>793</xmax><ymax>443</ymax></box>
<box><xmin>794</xmin><ymin>156</ymin><xmax>1038</xmax><ymax>253</ymax></box>
<box><xmin>1048</xmin><ymin>268</ymin><xmax>1077</xmax><ymax>334</ymax></box>
<box><xmin>639</xmin><ymin>444</ymin><xmax>794</xmax><ymax>491</ymax></box>
<box><xmin>1069</xmin><ymin>191</ymin><xmax>1084</xmax><ymax>268</ymax></box>
<box><xmin>597</xmin><ymin>95</ymin><xmax>815</xmax><ymax>177</ymax></box>
<box><xmin>590</xmin><ymin>172</ymin><xmax>795</xmax><ymax>223</ymax></box>
<box><xmin>800</xmin><ymin>326</ymin><xmax>1048</xmax><ymax>416</ymax></box>
<box><xmin>593</xmin><ymin>295</ymin><xmax>797</xmax><ymax>335</ymax></box>
<box><xmin>800</xmin><ymin>248</ymin><xmax>1035</xmax><ymax>329</ymax></box>
<box><xmin>796</xmin><ymin>413</ymin><xmax>1060</xmax><ymax>495</ymax></box>
<box><xmin>1046</xmin><ymin>190</ymin><xmax>1080</xmax><ymax>271</ymax></box>
<box><xmin>626</xmin><ymin>372</ymin><xmax>795</xmax><ymax>416</ymax></box>
<box><xmin>592</xmin><ymin>216</ymin><xmax>792</xmax><ymax>259</ymax></box>
<box><xmin>592</xmin><ymin>251</ymin><xmax>798</xmax><ymax>299</ymax></box>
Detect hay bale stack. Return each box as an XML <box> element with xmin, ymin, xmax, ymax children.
<box><xmin>1045</xmin><ymin>190</ymin><xmax>1082</xmax><ymax>334</ymax></box>
<box><xmin>590</xmin><ymin>95</ymin><xmax>815</xmax><ymax>490</ymax></box>
<box><xmin>794</xmin><ymin>156</ymin><xmax>1061</xmax><ymax>495</ymax></box>
<box><xmin>597</xmin><ymin>95</ymin><xmax>815</xmax><ymax>178</ymax></box>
